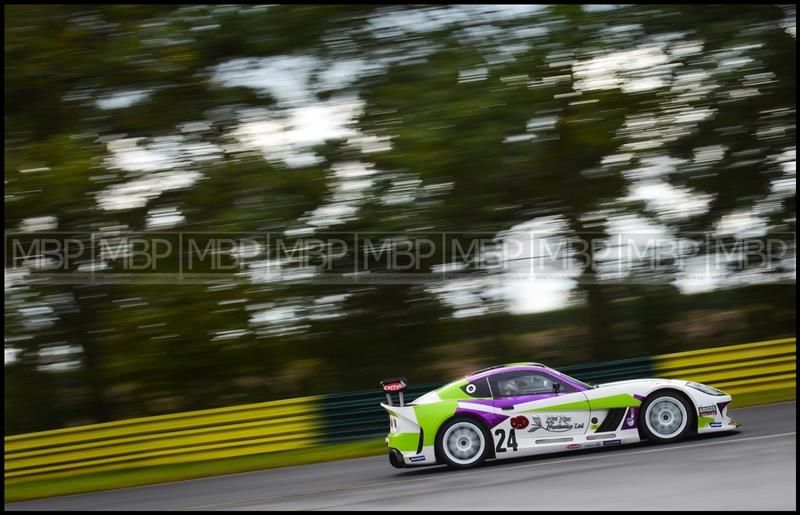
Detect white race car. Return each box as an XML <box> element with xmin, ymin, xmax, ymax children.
<box><xmin>381</xmin><ymin>362</ymin><xmax>742</xmax><ymax>469</ymax></box>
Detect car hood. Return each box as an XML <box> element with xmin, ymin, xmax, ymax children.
<box><xmin>594</xmin><ymin>377</ymin><xmax>688</xmax><ymax>389</ymax></box>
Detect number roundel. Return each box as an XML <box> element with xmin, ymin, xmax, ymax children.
<box><xmin>466</xmin><ymin>383</ymin><xmax>477</xmax><ymax>394</ymax></box>
<box><xmin>494</xmin><ymin>428</ymin><xmax>518</xmax><ymax>452</ymax></box>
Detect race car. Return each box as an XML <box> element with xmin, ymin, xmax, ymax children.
<box><xmin>380</xmin><ymin>362</ymin><xmax>742</xmax><ymax>469</ymax></box>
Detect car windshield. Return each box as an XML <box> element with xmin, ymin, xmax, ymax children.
<box><xmin>552</xmin><ymin>369</ymin><xmax>594</xmax><ymax>390</ymax></box>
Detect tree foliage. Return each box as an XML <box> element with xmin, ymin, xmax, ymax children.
<box><xmin>4</xmin><ymin>5</ymin><xmax>795</xmax><ymax>433</ymax></box>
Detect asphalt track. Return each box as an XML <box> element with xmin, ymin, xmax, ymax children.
<box><xmin>6</xmin><ymin>401</ymin><xmax>796</xmax><ymax>511</ymax></box>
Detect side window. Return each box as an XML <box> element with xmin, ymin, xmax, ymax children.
<box><xmin>489</xmin><ymin>370</ymin><xmax>577</xmax><ymax>398</ymax></box>
<box><xmin>460</xmin><ymin>377</ymin><xmax>491</xmax><ymax>398</ymax></box>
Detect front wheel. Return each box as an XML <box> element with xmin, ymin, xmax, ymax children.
<box><xmin>639</xmin><ymin>391</ymin><xmax>694</xmax><ymax>444</ymax></box>
<box><xmin>435</xmin><ymin>418</ymin><xmax>489</xmax><ymax>469</ymax></box>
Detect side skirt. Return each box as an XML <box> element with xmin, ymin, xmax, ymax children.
<box><xmin>493</xmin><ymin>430</ymin><xmax>642</xmax><ymax>460</ymax></box>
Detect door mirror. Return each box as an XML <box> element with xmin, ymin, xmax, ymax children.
<box><xmin>552</xmin><ymin>382</ymin><xmax>561</xmax><ymax>395</ymax></box>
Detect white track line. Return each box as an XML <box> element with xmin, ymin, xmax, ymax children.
<box><xmin>184</xmin><ymin>431</ymin><xmax>797</xmax><ymax>510</ymax></box>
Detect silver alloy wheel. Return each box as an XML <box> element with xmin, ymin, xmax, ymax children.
<box><xmin>442</xmin><ymin>421</ymin><xmax>485</xmax><ymax>465</ymax></box>
<box><xmin>645</xmin><ymin>397</ymin><xmax>688</xmax><ymax>438</ymax></box>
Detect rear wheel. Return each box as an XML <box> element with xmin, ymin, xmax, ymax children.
<box><xmin>639</xmin><ymin>391</ymin><xmax>694</xmax><ymax>444</ymax></box>
<box><xmin>435</xmin><ymin>418</ymin><xmax>489</xmax><ymax>469</ymax></box>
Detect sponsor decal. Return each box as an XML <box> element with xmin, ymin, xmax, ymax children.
<box><xmin>709</xmin><ymin>422</ymin><xmax>723</xmax><ymax>428</ymax></box>
<box><xmin>382</xmin><ymin>381</ymin><xmax>406</xmax><ymax>392</ymax></box>
<box><xmin>590</xmin><ymin>423</ymin><xmax>599</xmax><ymax>430</ymax></box>
<box><xmin>510</xmin><ymin>416</ymin><xmax>529</xmax><ymax>430</ymax></box>
<box><xmin>603</xmin><ymin>439</ymin><xmax>623</xmax><ymax>446</ymax></box>
<box><xmin>544</xmin><ymin>415</ymin><xmax>574</xmax><ymax>432</ymax></box>
<box><xmin>528</xmin><ymin>416</ymin><xmax>585</xmax><ymax>433</ymax></box>
<box><xmin>583</xmin><ymin>442</ymin><xmax>602</xmax><ymax>448</ymax></box>
<box><xmin>698</xmin><ymin>405</ymin><xmax>717</xmax><ymax>416</ymax></box>
<box><xmin>567</xmin><ymin>443</ymin><xmax>582</xmax><ymax>449</ymax></box>
<box><xmin>622</xmin><ymin>407</ymin><xmax>639</xmax><ymax>429</ymax></box>
<box><xmin>409</xmin><ymin>455</ymin><xmax>426</xmax><ymax>462</ymax></box>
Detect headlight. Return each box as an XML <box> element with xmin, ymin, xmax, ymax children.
<box><xmin>687</xmin><ymin>381</ymin><xmax>727</xmax><ymax>396</ymax></box>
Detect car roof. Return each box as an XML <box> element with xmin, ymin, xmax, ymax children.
<box><xmin>466</xmin><ymin>362</ymin><xmax>547</xmax><ymax>380</ymax></box>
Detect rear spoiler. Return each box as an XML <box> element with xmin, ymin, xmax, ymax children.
<box><xmin>380</xmin><ymin>377</ymin><xmax>408</xmax><ymax>406</ymax></box>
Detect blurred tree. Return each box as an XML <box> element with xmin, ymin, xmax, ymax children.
<box><xmin>4</xmin><ymin>4</ymin><xmax>795</xmax><ymax>432</ymax></box>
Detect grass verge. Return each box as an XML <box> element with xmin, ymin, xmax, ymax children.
<box><xmin>5</xmin><ymin>438</ymin><xmax>386</xmax><ymax>503</ymax></box>
<box><xmin>729</xmin><ymin>387</ymin><xmax>796</xmax><ymax>409</ymax></box>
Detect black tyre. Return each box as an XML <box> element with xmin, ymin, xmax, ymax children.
<box><xmin>638</xmin><ymin>391</ymin><xmax>695</xmax><ymax>444</ymax></box>
<box><xmin>435</xmin><ymin>418</ymin><xmax>490</xmax><ymax>469</ymax></box>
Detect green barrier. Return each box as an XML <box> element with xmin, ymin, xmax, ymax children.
<box><xmin>5</xmin><ymin>395</ymin><xmax>321</xmax><ymax>483</ymax></box>
<box><xmin>652</xmin><ymin>337</ymin><xmax>796</xmax><ymax>407</ymax></box>
<box><xmin>318</xmin><ymin>384</ymin><xmax>437</xmax><ymax>444</ymax></box>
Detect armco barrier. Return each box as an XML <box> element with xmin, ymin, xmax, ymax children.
<box><xmin>5</xmin><ymin>395</ymin><xmax>320</xmax><ymax>483</ymax></box>
<box><xmin>652</xmin><ymin>337</ymin><xmax>796</xmax><ymax>402</ymax></box>
<box><xmin>5</xmin><ymin>337</ymin><xmax>795</xmax><ymax>485</ymax></box>
<box><xmin>319</xmin><ymin>384</ymin><xmax>435</xmax><ymax>444</ymax></box>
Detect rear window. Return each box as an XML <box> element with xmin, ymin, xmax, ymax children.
<box><xmin>460</xmin><ymin>377</ymin><xmax>491</xmax><ymax>398</ymax></box>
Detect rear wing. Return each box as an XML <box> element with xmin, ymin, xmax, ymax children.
<box><xmin>380</xmin><ymin>377</ymin><xmax>408</xmax><ymax>406</ymax></box>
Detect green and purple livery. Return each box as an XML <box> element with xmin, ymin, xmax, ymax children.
<box><xmin>381</xmin><ymin>362</ymin><xmax>740</xmax><ymax>469</ymax></box>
